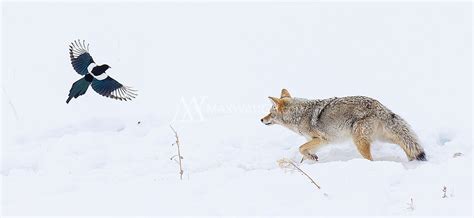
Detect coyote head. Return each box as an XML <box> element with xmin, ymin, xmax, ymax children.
<box><xmin>260</xmin><ymin>89</ymin><xmax>292</xmax><ymax>126</ymax></box>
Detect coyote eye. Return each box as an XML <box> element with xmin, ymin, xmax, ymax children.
<box><xmin>270</xmin><ymin>107</ymin><xmax>277</xmax><ymax>114</ymax></box>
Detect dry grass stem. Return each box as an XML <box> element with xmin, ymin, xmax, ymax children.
<box><xmin>278</xmin><ymin>158</ymin><xmax>321</xmax><ymax>189</ymax></box>
<box><xmin>170</xmin><ymin>125</ymin><xmax>184</xmax><ymax>180</ymax></box>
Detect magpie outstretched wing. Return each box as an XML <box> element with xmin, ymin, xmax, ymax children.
<box><xmin>69</xmin><ymin>40</ymin><xmax>94</xmax><ymax>75</ymax></box>
<box><xmin>91</xmin><ymin>77</ymin><xmax>137</xmax><ymax>101</ymax></box>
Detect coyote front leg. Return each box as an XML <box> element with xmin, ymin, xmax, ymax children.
<box><xmin>299</xmin><ymin>138</ymin><xmax>327</xmax><ymax>162</ymax></box>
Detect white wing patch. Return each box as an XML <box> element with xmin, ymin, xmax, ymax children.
<box><xmin>87</xmin><ymin>63</ymin><xmax>97</xmax><ymax>73</ymax></box>
<box><xmin>94</xmin><ymin>73</ymin><xmax>108</xmax><ymax>80</ymax></box>
<box><xmin>87</xmin><ymin>63</ymin><xmax>107</xmax><ymax>80</ymax></box>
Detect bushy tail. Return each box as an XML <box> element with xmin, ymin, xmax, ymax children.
<box><xmin>383</xmin><ymin>113</ymin><xmax>426</xmax><ymax>161</ymax></box>
<box><xmin>66</xmin><ymin>76</ymin><xmax>91</xmax><ymax>103</ymax></box>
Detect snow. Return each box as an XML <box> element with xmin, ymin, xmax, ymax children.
<box><xmin>1</xmin><ymin>1</ymin><xmax>472</xmax><ymax>217</ymax></box>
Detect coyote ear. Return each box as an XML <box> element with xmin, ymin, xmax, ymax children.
<box><xmin>268</xmin><ymin>96</ymin><xmax>280</xmax><ymax>107</ymax></box>
<box><xmin>281</xmin><ymin>89</ymin><xmax>291</xmax><ymax>99</ymax></box>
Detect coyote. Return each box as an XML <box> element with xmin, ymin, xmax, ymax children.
<box><xmin>261</xmin><ymin>89</ymin><xmax>426</xmax><ymax>162</ymax></box>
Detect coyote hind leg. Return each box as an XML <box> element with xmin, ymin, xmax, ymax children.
<box><xmin>352</xmin><ymin>119</ymin><xmax>375</xmax><ymax>161</ymax></box>
<box><xmin>353</xmin><ymin>137</ymin><xmax>373</xmax><ymax>161</ymax></box>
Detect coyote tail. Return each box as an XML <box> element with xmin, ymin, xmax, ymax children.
<box><xmin>384</xmin><ymin>113</ymin><xmax>426</xmax><ymax>161</ymax></box>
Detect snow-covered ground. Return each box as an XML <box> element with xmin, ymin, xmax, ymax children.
<box><xmin>1</xmin><ymin>1</ymin><xmax>472</xmax><ymax>216</ymax></box>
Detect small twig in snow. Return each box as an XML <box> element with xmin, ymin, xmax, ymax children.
<box><xmin>278</xmin><ymin>158</ymin><xmax>321</xmax><ymax>189</ymax></box>
<box><xmin>453</xmin><ymin>152</ymin><xmax>463</xmax><ymax>158</ymax></box>
<box><xmin>442</xmin><ymin>186</ymin><xmax>448</xmax><ymax>198</ymax></box>
<box><xmin>2</xmin><ymin>86</ymin><xmax>19</xmax><ymax>121</ymax></box>
<box><xmin>406</xmin><ymin>198</ymin><xmax>415</xmax><ymax>211</ymax></box>
<box><xmin>170</xmin><ymin>125</ymin><xmax>184</xmax><ymax>180</ymax></box>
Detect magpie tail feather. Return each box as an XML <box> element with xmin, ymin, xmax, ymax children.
<box><xmin>66</xmin><ymin>76</ymin><xmax>92</xmax><ymax>104</ymax></box>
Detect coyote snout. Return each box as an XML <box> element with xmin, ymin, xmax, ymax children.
<box><xmin>260</xmin><ymin>114</ymin><xmax>274</xmax><ymax>125</ymax></box>
<box><xmin>261</xmin><ymin>88</ymin><xmax>427</xmax><ymax>162</ymax></box>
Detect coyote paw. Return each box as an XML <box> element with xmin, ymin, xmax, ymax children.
<box><xmin>300</xmin><ymin>153</ymin><xmax>319</xmax><ymax>163</ymax></box>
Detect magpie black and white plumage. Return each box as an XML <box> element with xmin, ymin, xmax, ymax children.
<box><xmin>66</xmin><ymin>40</ymin><xmax>137</xmax><ymax>103</ymax></box>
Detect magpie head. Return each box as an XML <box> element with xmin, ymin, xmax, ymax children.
<box><xmin>102</xmin><ymin>64</ymin><xmax>111</xmax><ymax>70</ymax></box>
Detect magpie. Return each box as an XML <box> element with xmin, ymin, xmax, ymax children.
<box><xmin>66</xmin><ymin>40</ymin><xmax>137</xmax><ymax>103</ymax></box>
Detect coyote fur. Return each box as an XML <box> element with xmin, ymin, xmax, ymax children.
<box><xmin>261</xmin><ymin>89</ymin><xmax>426</xmax><ymax>162</ymax></box>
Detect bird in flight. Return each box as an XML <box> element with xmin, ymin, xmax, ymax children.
<box><xmin>66</xmin><ymin>40</ymin><xmax>137</xmax><ymax>103</ymax></box>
